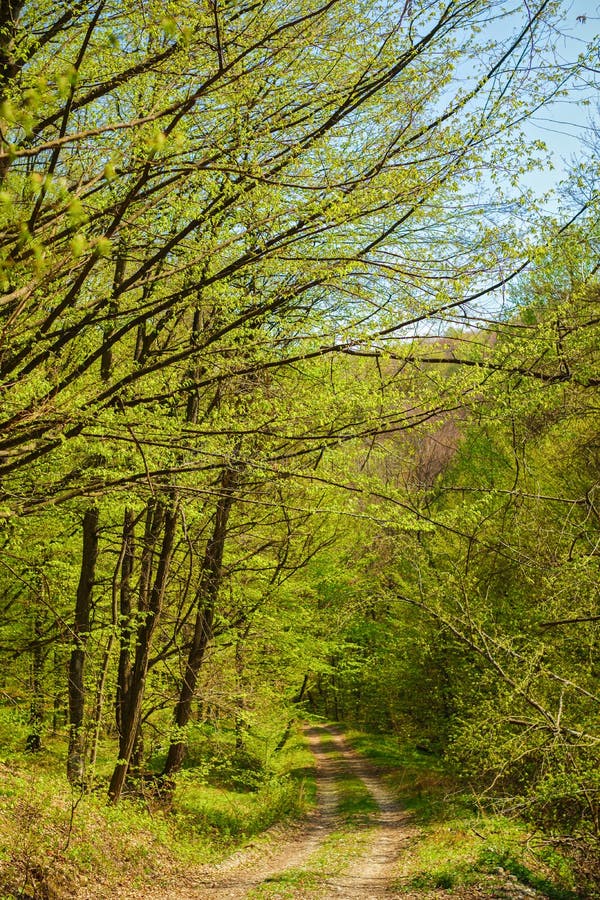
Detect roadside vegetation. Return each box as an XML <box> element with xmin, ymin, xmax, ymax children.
<box><xmin>346</xmin><ymin>731</ymin><xmax>587</xmax><ymax>899</ymax></box>
<box><xmin>0</xmin><ymin>718</ymin><xmax>315</xmax><ymax>898</ymax></box>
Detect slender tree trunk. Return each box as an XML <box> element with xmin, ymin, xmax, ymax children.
<box><xmin>332</xmin><ymin>681</ymin><xmax>340</xmax><ymax>720</ymax></box>
<box><xmin>115</xmin><ymin>509</ymin><xmax>135</xmax><ymax>737</ymax></box>
<box><xmin>83</xmin><ymin>253</ymin><xmax>129</xmax><ymax>772</ymax></box>
<box><xmin>119</xmin><ymin>500</ymin><xmax>162</xmax><ymax>776</ymax></box>
<box><xmin>67</xmin><ymin>506</ymin><xmax>99</xmax><ymax>785</ymax></box>
<box><xmin>25</xmin><ymin>610</ymin><xmax>43</xmax><ymax>752</ymax></box>
<box><xmin>234</xmin><ymin>628</ymin><xmax>246</xmax><ymax>751</ymax></box>
<box><xmin>52</xmin><ymin>646</ymin><xmax>65</xmax><ymax>734</ymax></box>
<box><xmin>88</xmin><ymin>638</ymin><xmax>111</xmax><ymax>771</ymax></box>
<box><xmin>89</xmin><ymin>507</ymin><xmax>133</xmax><ymax>769</ymax></box>
<box><xmin>163</xmin><ymin>465</ymin><xmax>239</xmax><ymax>778</ymax></box>
<box><xmin>139</xmin><ymin>499</ymin><xmax>165</xmax><ymax>613</ymax></box>
<box><xmin>108</xmin><ymin>500</ymin><xmax>177</xmax><ymax>803</ymax></box>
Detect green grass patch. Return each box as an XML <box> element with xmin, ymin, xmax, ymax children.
<box><xmin>396</xmin><ymin>823</ymin><xmax>580</xmax><ymax>898</ymax></box>
<box><xmin>278</xmin><ymin>728</ymin><xmax>318</xmax><ymax>807</ymax></box>
<box><xmin>249</xmin><ymin>868</ymin><xmax>320</xmax><ymax>898</ymax></box>
<box><xmin>173</xmin><ymin>725</ymin><xmax>317</xmax><ymax>852</ymax></box>
<box><xmin>344</xmin><ymin>729</ymin><xmax>581</xmax><ymax>898</ymax></box>
<box><xmin>174</xmin><ymin>772</ymin><xmax>307</xmax><ymax>849</ymax></box>
<box><xmin>0</xmin><ymin>764</ymin><xmax>189</xmax><ymax>899</ymax></box>
<box><xmin>344</xmin><ymin>728</ymin><xmax>448</xmax><ymax>812</ymax></box>
<box><xmin>478</xmin><ymin>846</ymin><xmax>579</xmax><ymax>899</ymax></box>
<box><xmin>0</xmin><ymin>722</ymin><xmax>318</xmax><ymax>898</ymax></box>
<box><xmin>336</xmin><ymin>772</ymin><xmax>378</xmax><ymax>823</ymax></box>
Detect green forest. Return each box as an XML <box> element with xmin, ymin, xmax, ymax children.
<box><xmin>0</xmin><ymin>1</ymin><xmax>599</xmax><ymax>897</ymax></box>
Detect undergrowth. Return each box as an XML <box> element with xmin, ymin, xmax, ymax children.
<box><xmin>345</xmin><ymin>729</ymin><xmax>589</xmax><ymax>898</ymax></box>
<box><xmin>0</xmin><ymin>714</ymin><xmax>315</xmax><ymax>899</ymax></box>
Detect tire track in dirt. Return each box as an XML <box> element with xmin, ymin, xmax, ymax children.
<box><xmin>122</xmin><ymin>724</ymin><xmax>413</xmax><ymax>899</ymax></box>
<box><xmin>319</xmin><ymin>725</ymin><xmax>414</xmax><ymax>899</ymax></box>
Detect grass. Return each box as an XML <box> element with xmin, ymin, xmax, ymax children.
<box><xmin>0</xmin><ymin>762</ymin><xmax>182</xmax><ymax>898</ymax></box>
<box><xmin>174</xmin><ymin>767</ymin><xmax>311</xmax><ymax>849</ymax></box>
<box><xmin>317</xmin><ymin>734</ymin><xmax>379</xmax><ymax>824</ymax></box>
<box><xmin>344</xmin><ymin>728</ymin><xmax>583</xmax><ymax>898</ymax></box>
<box><xmin>1</xmin><ymin>712</ymin><xmax>591</xmax><ymax>899</ymax></box>
<box><xmin>0</xmin><ymin>711</ymin><xmax>317</xmax><ymax>899</ymax></box>
<box><xmin>249</xmin><ymin>868</ymin><xmax>321</xmax><ymax>899</ymax></box>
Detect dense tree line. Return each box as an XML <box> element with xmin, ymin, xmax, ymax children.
<box><xmin>314</xmin><ymin>229</ymin><xmax>600</xmax><ymax>875</ymax></box>
<box><xmin>0</xmin><ymin>0</ymin><xmax>598</xmax><ymax>878</ymax></box>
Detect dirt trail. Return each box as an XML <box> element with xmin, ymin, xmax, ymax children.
<box><xmin>120</xmin><ymin>725</ymin><xmax>412</xmax><ymax>900</ymax></box>
<box><xmin>188</xmin><ymin>726</ymin><xmax>347</xmax><ymax>898</ymax></box>
<box><xmin>321</xmin><ymin>726</ymin><xmax>414</xmax><ymax>898</ymax></box>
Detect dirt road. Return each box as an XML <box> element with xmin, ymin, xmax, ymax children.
<box><xmin>157</xmin><ymin>724</ymin><xmax>413</xmax><ymax>899</ymax></box>
<box><xmin>102</xmin><ymin>725</ymin><xmax>554</xmax><ymax>900</ymax></box>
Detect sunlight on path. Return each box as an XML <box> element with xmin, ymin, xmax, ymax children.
<box><xmin>207</xmin><ymin>725</ymin><xmax>409</xmax><ymax>898</ymax></box>
<box><xmin>136</xmin><ymin>724</ymin><xmax>412</xmax><ymax>900</ymax></box>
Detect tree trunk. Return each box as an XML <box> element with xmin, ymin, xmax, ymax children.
<box><xmin>89</xmin><ymin>507</ymin><xmax>134</xmax><ymax>770</ymax></box>
<box><xmin>108</xmin><ymin>500</ymin><xmax>177</xmax><ymax>803</ymax></box>
<box><xmin>67</xmin><ymin>506</ymin><xmax>99</xmax><ymax>785</ymax></box>
<box><xmin>25</xmin><ymin>610</ymin><xmax>44</xmax><ymax>752</ymax></box>
<box><xmin>234</xmin><ymin>627</ymin><xmax>247</xmax><ymax>751</ymax></box>
<box><xmin>115</xmin><ymin>508</ymin><xmax>135</xmax><ymax>737</ymax></box>
<box><xmin>114</xmin><ymin>501</ymin><xmax>161</xmax><ymax>781</ymax></box>
<box><xmin>162</xmin><ymin>465</ymin><xmax>239</xmax><ymax>778</ymax></box>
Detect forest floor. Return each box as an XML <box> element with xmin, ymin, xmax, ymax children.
<box><xmin>100</xmin><ymin>725</ymin><xmax>551</xmax><ymax>900</ymax></box>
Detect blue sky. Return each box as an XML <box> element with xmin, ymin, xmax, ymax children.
<box><xmin>522</xmin><ymin>1</ymin><xmax>599</xmax><ymax>200</ymax></box>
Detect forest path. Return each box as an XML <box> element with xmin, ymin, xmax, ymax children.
<box><xmin>113</xmin><ymin>724</ymin><xmax>554</xmax><ymax>900</ymax></box>
<box><xmin>143</xmin><ymin>724</ymin><xmax>415</xmax><ymax>900</ymax></box>
<box><xmin>300</xmin><ymin>725</ymin><xmax>416</xmax><ymax>899</ymax></box>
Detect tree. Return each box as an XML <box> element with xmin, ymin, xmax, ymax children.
<box><xmin>0</xmin><ymin>0</ymin><xmax>587</xmax><ymax>498</ymax></box>
<box><xmin>66</xmin><ymin>505</ymin><xmax>99</xmax><ymax>784</ymax></box>
<box><xmin>0</xmin><ymin>0</ymin><xmax>596</xmax><ymax>810</ymax></box>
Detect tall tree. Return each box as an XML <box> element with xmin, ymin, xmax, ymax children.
<box><xmin>67</xmin><ymin>505</ymin><xmax>99</xmax><ymax>784</ymax></box>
